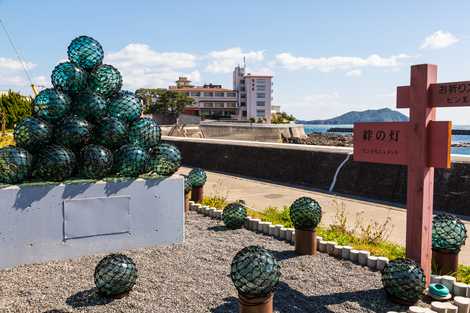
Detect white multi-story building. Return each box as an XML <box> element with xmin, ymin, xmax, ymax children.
<box><xmin>170</xmin><ymin>65</ymin><xmax>273</xmax><ymax>122</ymax></box>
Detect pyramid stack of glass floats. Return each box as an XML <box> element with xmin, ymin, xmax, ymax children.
<box><xmin>0</xmin><ymin>36</ymin><xmax>182</xmax><ymax>184</ymax></box>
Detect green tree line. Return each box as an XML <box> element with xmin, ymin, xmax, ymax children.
<box><xmin>0</xmin><ymin>91</ymin><xmax>32</xmax><ymax>130</ymax></box>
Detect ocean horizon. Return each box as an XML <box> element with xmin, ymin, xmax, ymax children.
<box><xmin>303</xmin><ymin>124</ymin><xmax>470</xmax><ymax>156</ymax></box>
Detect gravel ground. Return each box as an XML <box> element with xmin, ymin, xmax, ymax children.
<box><xmin>0</xmin><ymin>212</ymin><xmax>409</xmax><ymax>313</ymax></box>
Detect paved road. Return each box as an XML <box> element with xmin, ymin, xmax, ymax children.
<box><xmin>178</xmin><ymin>167</ymin><xmax>470</xmax><ymax>264</ymax></box>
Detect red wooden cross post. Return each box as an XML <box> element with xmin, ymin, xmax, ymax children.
<box><xmin>353</xmin><ymin>63</ymin><xmax>470</xmax><ymax>284</ymax></box>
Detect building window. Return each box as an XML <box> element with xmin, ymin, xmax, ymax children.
<box><xmin>256</xmin><ymin>101</ymin><xmax>265</xmax><ymax>106</ymax></box>
<box><xmin>256</xmin><ymin>93</ymin><xmax>266</xmax><ymax>98</ymax></box>
<box><xmin>256</xmin><ymin>85</ymin><xmax>266</xmax><ymax>91</ymax></box>
<box><xmin>240</xmin><ymin>102</ymin><xmax>246</xmax><ymax>107</ymax></box>
<box><xmin>227</xmin><ymin>102</ymin><xmax>236</xmax><ymax>108</ymax></box>
<box><xmin>214</xmin><ymin>102</ymin><xmax>224</xmax><ymax>108</ymax></box>
<box><xmin>242</xmin><ymin>111</ymin><xmax>247</xmax><ymax>117</ymax></box>
<box><xmin>215</xmin><ymin>92</ymin><xmax>225</xmax><ymax>97</ymax></box>
<box><xmin>203</xmin><ymin>92</ymin><xmax>213</xmax><ymax>97</ymax></box>
<box><xmin>227</xmin><ymin>92</ymin><xmax>236</xmax><ymax>97</ymax></box>
<box><xmin>256</xmin><ymin>110</ymin><xmax>265</xmax><ymax>117</ymax></box>
<box><xmin>204</xmin><ymin>102</ymin><xmax>213</xmax><ymax>108</ymax></box>
<box><xmin>256</xmin><ymin>79</ymin><xmax>267</xmax><ymax>85</ymax></box>
<box><xmin>191</xmin><ymin>92</ymin><xmax>201</xmax><ymax>97</ymax></box>
<box><xmin>240</xmin><ymin>94</ymin><xmax>246</xmax><ymax>99</ymax></box>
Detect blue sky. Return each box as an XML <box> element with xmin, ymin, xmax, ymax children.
<box><xmin>1</xmin><ymin>0</ymin><xmax>470</xmax><ymax>123</ymax></box>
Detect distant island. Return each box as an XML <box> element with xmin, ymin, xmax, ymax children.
<box><xmin>297</xmin><ymin>108</ymin><xmax>408</xmax><ymax>125</ymax></box>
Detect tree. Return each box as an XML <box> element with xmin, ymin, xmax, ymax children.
<box><xmin>271</xmin><ymin>111</ymin><xmax>296</xmax><ymax>124</ymax></box>
<box><xmin>0</xmin><ymin>91</ymin><xmax>32</xmax><ymax>130</ymax></box>
<box><xmin>135</xmin><ymin>88</ymin><xmax>194</xmax><ymax>116</ymax></box>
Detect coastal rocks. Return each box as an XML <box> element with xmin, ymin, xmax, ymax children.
<box><xmin>284</xmin><ymin>132</ymin><xmax>353</xmax><ymax>147</ymax></box>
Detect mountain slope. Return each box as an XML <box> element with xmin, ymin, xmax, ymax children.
<box><xmin>297</xmin><ymin>108</ymin><xmax>408</xmax><ymax>124</ymax></box>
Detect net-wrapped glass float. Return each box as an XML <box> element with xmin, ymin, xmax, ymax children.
<box><xmin>157</xmin><ymin>143</ymin><xmax>181</xmax><ymax>166</ymax></box>
<box><xmin>290</xmin><ymin>197</ymin><xmax>322</xmax><ymax>230</ymax></box>
<box><xmin>184</xmin><ymin>175</ymin><xmax>192</xmax><ymax>193</ymax></box>
<box><xmin>67</xmin><ymin>35</ymin><xmax>104</xmax><ymax>71</ymax></box>
<box><xmin>79</xmin><ymin>144</ymin><xmax>113</xmax><ymax>179</ymax></box>
<box><xmin>94</xmin><ymin>254</ymin><xmax>138</xmax><ymax>297</ymax></box>
<box><xmin>108</xmin><ymin>91</ymin><xmax>142</xmax><ymax>124</ymax></box>
<box><xmin>188</xmin><ymin>168</ymin><xmax>207</xmax><ymax>188</ymax></box>
<box><xmin>114</xmin><ymin>145</ymin><xmax>149</xmax><ymax>177</ymax></box>
<box><xmin>51</xmin><ymin>62</ymin><xmax>88</xmax><ymax>94</ymax></box>
<box><xmin>432</xmin><ymin>213</ymin><xmax>467</xmax><ymax>253</ymax></box>
<box><xmin>33</xmin><ymin>145</ymin><xmax>76</xmax><ymax>181</ymax></box>
<box><xmin>33</xmin><ymin>88</ymin><xmax>72</xmax><ymax>123</ymax></box>
<box><xmin>73</xmin><ymin>90</ymin><xmax>107</xmax><ymax>122</ymax></box>
<box><xmin>94</xmin><ymin>117</ymin><xmax>128</xmax><ymax>150</ymax></box>
<box><xmin>128</xmin><ymin>117</ymin><xmax>161</xmax><ymax>149</ymax></box>
<box><xmin>223</xmin><ymin>202</ymin><xmax>248</xmax><ymax>229</ymax></box>
<box><xmin>0</xmin><ymin>147</ymin><xmax>32</xmax><ymax>184</ymax></box>
<box><xmin>13</xmin><ymin>117</ymin><xmax>51</xmax><ymax>152</ymax></box>
<box><xmin>381</xmin><ymin>258</ymin><xmax>425</xmax><ymax>304</ymax></box>
<box><xmin>231</xmin><ymin>245</ymin><xmax>281</xmax><ymax>299</ymax></box>
<box><xmin>54</xmin><ymin>116</ymin><xmax>91</xmax><ymax>149</ymax></box>
<box><xmin>150</xmin><ymin>155</ymin><xmax>179</xmax><ymax>177</ymax></box>
<box><xmin>88</xmin><ymin>64</ymin><xmax>122</xmax><ymax>98</ymax></box>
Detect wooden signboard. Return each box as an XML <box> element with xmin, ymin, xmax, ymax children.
<box><xmin>353</xmin><ymin>64</ymin><xmax>463</xmax><ymax>285</ymax></box>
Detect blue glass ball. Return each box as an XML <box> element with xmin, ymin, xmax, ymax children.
<box><xmin>94</xmin><ymin>117</ymin><xmax>128</xmax><ymax>150</ymax></box>
<box><xmin>14</xmin><ymin>117</ymin><xmax>51</xmax><ymax>152</ymax></box>
<box><xmin>88</xmin><ymin>64</ymin><xmax>122</xmax><ymax>98</ymax></box>
<box><xmin>73</xmin><ymin>90</ymin><xmax>107</xmax><ymax>122</ymax></box>
<box><xmin>114</xmin><ymin>145</ymin><xmax>149</xmax><ymax>177</ymax></box>
<box><xmin>80</xmin><ymin>144</ymin><xmax>113</xmax><ymax>179</ymax></box>
<box><xmin>51</xmin><ymin>62</ymin><xmax>88</xmax><ymax>94</ymax></box>
<box><xmin>54</xmin><ymin>116</ymin><xmax>91</xmax><ymax>149</ymax></box>
<box><xmin>0</xmin><ymin>147</ymin><xmax>32</xmax><ymax>184</ymax></box>
<box><xmin>68</xmin><ymin>35</ymin><xmax>104</xmax><ymax>71</ymax></box>
<box><xmin>128</xmin><ymin>117</ymin><xmax>161</xmax><ymax>149</ymax></box>
<box><xmin>108</xmin><ymin>91</ymin><xmax>142</xmax><ymax>124</ymax></box>
<box><xmin>33</xmin><ymin>88</ymin><xmax>71</xmax><ymax>123</ymax></box>
<box><xmin>34</xmin><ymin>145</ymin><xmax>76</xmax><ymax>181</ymax></box>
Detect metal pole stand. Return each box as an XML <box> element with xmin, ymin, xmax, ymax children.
<box><xmin>239</xmin><ymin>293</ymin><xmax>273</xmax><ymax>313</ymax></box>
<box><xmin>432</xmin><ymin>249</ymin><xmax>459</xmax><ymax>275</ymax></box>
<box><xmin>191</xmin><ymin>186</ymin><xmax>204</xmax><ymax>203</ymax></box>
<box><xmin>295</xmin><ymin>229</ymin><xmax>317</xmax><ymax>255</ymax></box>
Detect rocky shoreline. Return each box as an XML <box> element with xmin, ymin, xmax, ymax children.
<box><xmin>284</xmin><ymin>132</ymin><xmax>470</xmax><ymax>148</ymax></box>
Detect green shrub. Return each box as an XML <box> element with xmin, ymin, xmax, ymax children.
<box><xmin>0</xmin><ymin>91</ymin><xmax>32</xmax><ymax>129</ymax></box>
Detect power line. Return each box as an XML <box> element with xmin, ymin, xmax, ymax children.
<box><xmin>0</xmin><ymin>18</ymin><xmax>34</xmax><ymax>86</ymax></box>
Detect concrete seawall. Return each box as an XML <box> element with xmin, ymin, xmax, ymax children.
<box><xmin>164</xmin><ymin>136</ymin><xmax>470</xmax><ymax>216</ymax></box>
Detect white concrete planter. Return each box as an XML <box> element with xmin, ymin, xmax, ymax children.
<box><xmin>262</xmin><ymin>222</ymin><xmax>272</xmax><ymax>235</ymax></box>
<box><xmin>251</xmin><ymin>219</ymin><xmax>261</xmax><ymax>231</ymax></box>
<box><xmin>430</xmin><ymin>275</ymin><xmax>442</xmax><ymax>284</ymax></box>
<box><xmin>366</xmin><ymin>256</ymin><xmax>377</xmax><ymax>270</ymax></box>
<box><xmin>358</xmin><ymin>251</ymin><xmax>370</xmax><ymax>266</ymax></box>
<box><xmin>454</xmin><ymin>282</ymin><xmax>469</xmax><ymax>297</ymax></box>
<box><xmin>273</xmin><ymin>225</ymin><xmax>282</xmax><ymax>238</ymax></box>
<box><xmin>318</xmin><ymin>240</ymin><xmax>327</xmax><ymax>252</ymax></box>
<box><xmin>376</xmin><ymin>257</ymin><xmax>389</xmax><ymax>271</ymax></box>
<box><xmin>333</xmin><ymin>245</ymin><xmax>343</xmax><ymax>257</ymax></box>
<box><xmin>326</xmin><ymin>242</ymin><xmax>336</xmax><ymax>255</ymax></box>
<box><xmin>341</xmin><ymin>246</ymin><xmax>352</xmax><ymax>259</ymax></box>
<box><xmin>349</xmin><ymin>250</ymin><xmax>359</xmax><ymax>263</ymax></box>
<box><xmin>454</xmin><ymin>296</ymin><xmax>470</xmax><ymax>312</ymax></box>
<box><xmin>279</xmin><ymin>228</ymin><xmax>287</xmax><ymax>240</ymax></box>
<box><xmin>0</xmin><ymin>176</ymin><xmax>185</xmax><ymax>269</ymax></box>
<box><xmin>441</xmin><ymin>275</ymin><xmax>457</xmax><ymax>294</ymax></box>
<box><xmin>285</xmin><ymin>228</ymin><xmax>294</xmax><ymax>242</ymax></box>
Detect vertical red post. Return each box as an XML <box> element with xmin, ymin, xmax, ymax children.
<box><xmin>406</xmin><ymin>64</ymin><xmax>437</xmax><ymax>285</ymax></box>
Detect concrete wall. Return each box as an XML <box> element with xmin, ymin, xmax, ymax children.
<box><xmin>165</xmin><ymin>136</ymin><xmax>470</xmax><ymax>216</ymax></box>
<box><xmin>0</xmin><ymin>176</ymin><xmax>184</xmax><ymax>269</ymax></box>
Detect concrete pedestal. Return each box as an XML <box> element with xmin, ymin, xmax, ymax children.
<box><xmin>239</xmin><ymin>293</ymin><xmax>273</xmax><ymax>313</ymax></box>
<box><xmin>294</xmin><ymin>229</ymin><xmax>317</xmax><ymax>255</ymax></box>
<box><xmin>191</xmin><ymin>186</ymin><xmax>204</xmax><ymax>202</ymax></box>
<box><xmin>432</xmin><ymin>249</ymin><xmax>459</xmax><ymax>275</ymax></box>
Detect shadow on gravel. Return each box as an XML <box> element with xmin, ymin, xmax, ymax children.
<box><xmin>267</xmin><ymin>249</ymin><xmax>299</xmax><ymax>261</ymax></box>
<box><xmin>207</xmin><ymin>225</ymin><xmax>228</xmax><ymax>232</ymax></box>
<box><xmin>65</xmin><ymin>288</ymin><xmax>114</xmax><ymax>308</ymax></box>
<box><xmin>210</xmin><ymin>296</ymin><xmax>237</xmax><ymax>312</ymax></box>
<box><xmin>42</xmin><ymin>310</ymin><xmax>71</xmax><ymax>313</ymax></box>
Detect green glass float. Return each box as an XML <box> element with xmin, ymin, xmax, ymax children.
<box><xmin>88</xmin><ymin>64</ymin><xmax>122</xmax><ymax>98</ymax></box>
<box><xmin>289</xmin><ymin>197</ymin><xmax>322</xmax><ymax>230</ymax></box>
<box><xmin>114</xmin><ymin>145</ymin><xmax>149</xmax><ymax>177</ymax></box>
<box><xmin>0</xmin><ymin>147</ymin><xmax>32</xmax><ymax>184</ymax></box>
<box><xmin>108</xmin><ymin>91</ymin><xmax>142</xmax><ymax>124</ymax></box>
<box><xmin>13</xmin><ymin>117</ymin><xmax>51</xmax><ymax>152</ymax></box>
<box><xmin>94</xmin><ymin>117</ymin><xmax>128</xmax><ymax>150</ymax></box>
<box><xmin>432</xmin><ymin>213</ymin><xmax>467</xmax><ymax>253</ymax></box>
<box><xmin>33</xmin><ymin>145</ymin><xmax>76</xmax><ymax>181</ymax></box>
<box><xmin>33</xmin><ymin>88</ymin><xmax>71</xmax><ymax>123</ymax></box>
<box><xmin>150</xmin><ymin>155</ymin><xmax>179</xmax><ymax>176</ymax></box>
<box><xmin>223</xmin><ymin>202</ymin><xmax>248</xmax><ymax>229</ymax></box>
<box><xmin>381</xmin><ymin>258</ymin><xmax>425</xmax><ymax>304</ymax></box>
<box><xmin>54</xmin><ymin>116</ymin><xmax>91</xmax><ymax>149</ymax></box>
<box><xmin>157</xmin><ymin>143</ymin><xmax>181</xmax><ymax>166</ymax></box>
<box><xmin>188</xmin><ymin>168</ymin><xmax>207</xmax><ymax>188</ymax></box>
<box><xmin>51</xmin><ymin>62</ymin><xmax>88</xmax><ymax>94</ymax></box>
<box><xmin>94</xmin><ymin>254</ymin><xmax>138</xmax><ymax>297</ymax></box>
<box><xmin>79</xmin><ymin>144</ymin><xmax>113</xmax><ymax>179</ymax></box>
<box><xmin>184</xmin><ymin>175</ymin><xmax>192</xmax><ymax>194</ymax></box>
<box><xmin>230</xmin><ymin>245</ymin><xmax>281</xmax><ymax>298</ymax></box>
<box><xmin>128</xmin><ymin>117</ymin><xmax>161</xmax><ymax>149</ymax></box>
<box><xmin>73</xmin><ymin>90</ymin><xmax>107</xmax><ymax>122</ymax></box>
<box><xmin>67</xmin><ymin>35</ymin><xmax>104</xmax><ymax>71</ymax></box>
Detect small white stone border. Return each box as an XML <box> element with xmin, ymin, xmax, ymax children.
<box><xmin>189</xmin><ymin>201</ymin><xmax>470</xmax><ymax>312</ymax></box>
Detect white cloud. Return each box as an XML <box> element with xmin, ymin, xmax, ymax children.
<box><xmin>0</xmin><ymin>57</ymin><xmax>35</xmax><ymax>71</ymax></box>
<box><xmin>420</xmin><ymin>30</ymin><xmax>460</xmax><ymax>50</ymax></box>
<box><xmin>206</xmin><ymin>47</ymin><xmax>264</xmax><ymax>73</ymax></box>
<box><xmin>104</xmin><ymin>43</ymin><xmax>199</xmax><ymax>90</ymax></box>
<box><xmin>346</xmin><ymin>69</ymin><xmax>362</xmax><ymax>77</ymax></box>
<box><xmin>275</xmin><ymin>52</ymin><xmax>411</xmax><ymax>72</ymax></box>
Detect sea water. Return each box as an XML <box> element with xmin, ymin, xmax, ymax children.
<box><xmin>303</xmin><ymin>124</ymin><xmax>470</xmax><ymax>156</ymax></box>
